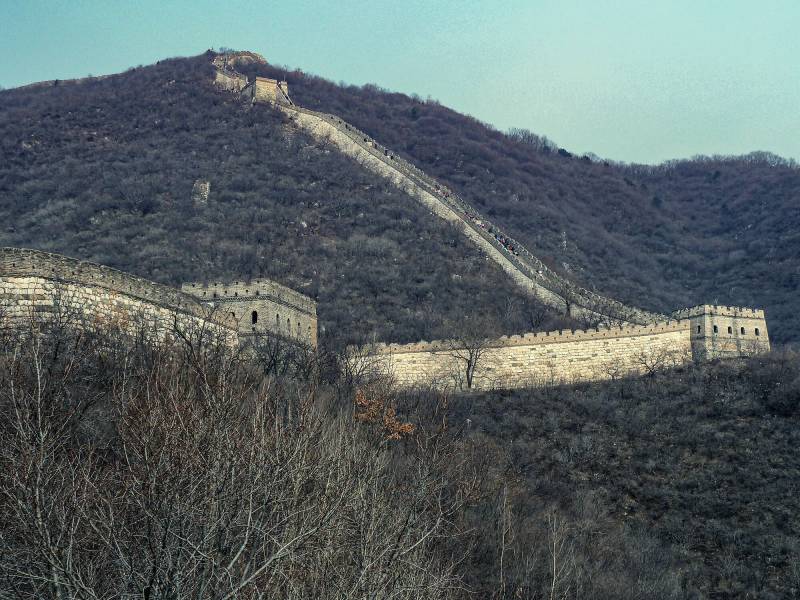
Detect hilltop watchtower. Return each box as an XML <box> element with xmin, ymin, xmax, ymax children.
<box><xmin>248</xmin><ymin>76</ymin><xmax>292</xmax><ymax>105</ymax></box>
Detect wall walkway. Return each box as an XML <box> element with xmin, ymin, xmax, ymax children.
<box><xmin>279</xmin><ymin>106</ymin><xmax>665</xmax><ymax>325</ymax></box>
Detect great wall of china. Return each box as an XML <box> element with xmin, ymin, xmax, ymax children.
<box><xmin>213</xmin><ymin>53</ymin><xmax>662</xmax><ymax>327</ymax></box>
<box><xmin>208</xmin><ymin>52</ymin><xmax>771</xmax><ymax>389</ymax></box>
<box><xmin>0</xmin><ymin>52</ymin><xmax>771</xmax><ymax>392</ymax></box>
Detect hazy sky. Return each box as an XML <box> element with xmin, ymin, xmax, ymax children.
<box><xmin>2</xmin><ymin>0</ymin><xmax>798</xmax><ymax>164</ymax></box>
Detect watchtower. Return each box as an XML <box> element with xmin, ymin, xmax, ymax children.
<box><xmin>672</xmin><ymin>305</ymin><xmax>770</xmax><ymax>360</ymax></box>
<box><xmin>249</xmin><ymin>77</ymin><xmax>291</xmax><ymax>105</ymax></box>
<box><xmin>180</xmin><ymin>278</ymin><xmax>317</xmax><ymax>348</ymax></box>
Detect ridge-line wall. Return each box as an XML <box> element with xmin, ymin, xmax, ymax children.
<box><xmin>357</xmin><ymin>321</ymin><xmax>693</xmax><ymax>390</ymax></box>
<box><xmin>277</xmin><ymin>104</ymin><xmax>663</xmax><ymax>325</ymax></box>
<box><xmin>209</xmin><ymin>55</ymin><xmax>664</xmax><ymax>325</ymax></box>
<box><xmin>279</xmin><ymin>107</ymin><xmax>570</xmax><ymax>307</ymax></box>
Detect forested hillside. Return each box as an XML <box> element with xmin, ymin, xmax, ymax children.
<box><xmin>0</xmin><ymin>53</ymin><xmax>573</xmax><ymax>347</ymax></box>
<box><xmin>242</xmin><ymin>59</ymin><xmax>800</xmax><ymax>343</ymax></box>
<box><xmin>3</xmin><ymin>51</ymin><xmax>800</xmax><ymax>599</ymax></box>
<box><xmin>1</xmin><ymin>51</ymin><xmax>797</xmax><ymax>344</ymax></box>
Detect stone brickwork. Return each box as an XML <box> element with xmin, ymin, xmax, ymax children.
<box><xmin>0</xmin><ymin>248</ymin><xmax>237</xmax><ymax>345</ymax></box>
<box><xmin>356</xmin><ymin>305</ymin><xmax>771</xmax><ymax>391</ymax></box>
<box><xmin>192</xmin><ymin>179</ymin><xmax>210</xmax><ymax>204</ymax></box>
<box><xmin>248</xmin><ymin>77</ymin><xmax>292</xmax><ymax>105</ymax></box>
<box><xmin>180</xmin><ymin>279</ymin><xmax>317</xmax><ymax>348</ymax></box>
<box><xmin>356</xmin><ymin>321</ymin><xmax>694</xmax><ymax>391</ymax></box>
<box><xmin>213</xmin><ymin>69</ymin><xmax>248</xmax><ymax>93</ymax></box>
<box><xmin>0</xmin><ymin>248</ymin><xmax>317</xmax><ymax>349</ymax></box>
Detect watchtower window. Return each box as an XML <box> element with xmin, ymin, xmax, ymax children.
<box><xmin>713</xmin><ymin>325</ymin><xmax>718</xmax><ymax>334</ymax></box>
<box><xmin>696</xmin><ymin>325</ymin><xmax>701</xmax><ymax>334</ymax></box>
<box><xmin>741</xmin><ymin>327</ymin><xmax>746</xmax><ymax>335</ymax></box>
<box><xmin>251</xmin><ymin>311</ymin><xmax>258</xmax><ymax>325</ymax></box>
<box><xmin>727</xmin><ymin>326</ymin><xmax>732</xmax><ymax>334</ymax></box>
<box><xmin>755</xmin><ymin>328</ymin><xmax>760</xmax><ymax>336</ymax></box>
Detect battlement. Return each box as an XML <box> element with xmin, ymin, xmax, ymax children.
<box><xmin>181</xmin><ymin>278</ymin><xmax>317</xmax><ymax>346</ymax></box>
<box><xmin>0</xmin><ymin>248</ymin><xmax>317</xmax><ymax>348</ymax></box>
<box><xmin>365</xmin><ymin>319</ymin><xmax>691</xmax><ymax>355</ymax></box>
<box><xmin>671</xmin><ymin>304</ymin><xmax>766</xmax><ymax>319</ymax></box>
<box><xmin>181</xmin><ymin>279</ymin><xmax>315</xmax><ymax>315</ymax></box>
<box><xmin>247</xmin><ymin>76</ymin><xmax>291</xmax><ymax>105</ymax></box>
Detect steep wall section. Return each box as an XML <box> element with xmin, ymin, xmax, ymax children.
<box><xmin>209</xmin><ymin>56</ymin><xmax>663</xmax><ymax>325</ymax></box>
<box><xmin>277</xmin><ymin>105</ymin><xmax>665</xmax><ymax>326</ymax></box>
<box><xmin>356</xmin><ymin>321</ymin><xmax>693</xmax><ymax>391</ymax></box>
<box><xmin>181</xmin><ymin>279</ymin><xmax>318</xmax><ymax>347</ymax></box>
<box><xmin>0</xmin><ymin>248</ymin><xmax>237</xmax><ymax>343</ymax></box>
<box><xmin>214</xmin><ymin>69</ymin><xmax>248</xmax><ymax>93</ymax></box>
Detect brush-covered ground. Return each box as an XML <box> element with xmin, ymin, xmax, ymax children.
<box><xmin>2</xmin><ymin>320</ymin><xmax>798</xmax><ymax>599</ymax></box>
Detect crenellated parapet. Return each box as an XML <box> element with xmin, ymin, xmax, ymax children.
<box><xmin>672</xmin><ymin>304</ymin><xmax>766</xmax><ymax>320</ymax></box>
<box><xmin>0</xmin><ymin>247</ymin><xmax>222</xmax><ymax>323</ymax></box>
<box><xmin>366</xmin><ymin>319</ymin><xmax>691</xmax><ymax>355</ymax></box>
<box><xmin>355</xmin><ymin>305</ymin><xmax>770</xmax><ymax>391</ymax></box>
<box><xmin>0</xmin><ymin>247</ymin><xmax>238</xmax><ymax>344</ymax></box>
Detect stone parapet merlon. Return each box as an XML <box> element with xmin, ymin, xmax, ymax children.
<box><xmin>671</xmin><ymin>304</ymin><xmax>766</xmax><ymax>319</ymax></box>
<box><xmin>181</xmin><ymin>279</ymin><xmax>316</xmax><ymax>316</ymax></box>
<box><xmin>361</xmin><ymin>319</ymin><xmax>691</xmax><ymax>355</ymax></box>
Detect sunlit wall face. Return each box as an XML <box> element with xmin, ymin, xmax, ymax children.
<box><xmin>2</xmin><ymin>0</ymin><xmax>798</xmax><ymax>164</ymax></box>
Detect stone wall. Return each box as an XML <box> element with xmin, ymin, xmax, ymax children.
<box><xmin>276</xmin><ymin>105</ymin><xmax>664</xmax><ymax>326</ymax></box>
<box><xmin>210</xmin><ymin>53</ymin><xmax>666</xmax><ymax>325</ymax></box>
<box><xmin>0</xmin><ymin>248</ymin><xmax>237</xmax><ymax>344</ymax></box>
<box><xmin>357</xmin><ymin>320</ymin><xmax>694</xmax><ymax>391</ymax></box>
<box><xmin>246</xmin><ymin>77</ymin><xmax>291</xmax><ymax>105</ymax></box>
<box><xmin>213</xmin><ymin>69</ymin><xmax>248</xmax><ymax>93</ymax></box>
<box><xmin>181</xmin><ymin>279</ymin><xmax>317</xmax><ymax>347</ymax></box>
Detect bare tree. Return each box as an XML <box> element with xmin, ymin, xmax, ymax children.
<box><xmin>0</xmin><ymin>311</ymin><xmax>476</xmax><ymax>599</ymax></box>
<box><xmin>440</xmin><ymin>316</ymin><xmax>499</xmax><ymax>391</ymax></box>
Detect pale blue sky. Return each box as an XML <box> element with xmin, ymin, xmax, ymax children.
<box><xmin>2</xmin><ymin>0</ymin><xmax>798</xmax><ymax>164</ymax></box>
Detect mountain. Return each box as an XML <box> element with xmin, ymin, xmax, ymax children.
<box><xmin>1</xmin><ymin>51</ymin><xmax>798</xmax><ymax>345</ymax></box>
<box><xmin>3</xmin><ymin>50</ymin><xmax>800</xmax><ymax>598</ymax></box>
<box><xmin>0</xmin><ymin>53</ymin><xmax>574</xmax><ymax>348</ymax></box>
<box><xmin>239</xmin><ymin>58</ymin><xmax>800</xmax><ymax>344</ymax></box>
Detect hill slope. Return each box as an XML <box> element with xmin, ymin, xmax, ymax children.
<box><xmin>242</xmin><ymin>59</ymin><xmax>799</xmax><ymax>343</ymax></box>
<box><xmin>0</xmin><ymin>54</ymin><xmax>574</xmax><ymax>346</ymax></box>
<box><xmin>2</xmin><ymin>51</ymin><xmax>797</xmax><ymax>344</ymax></box>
